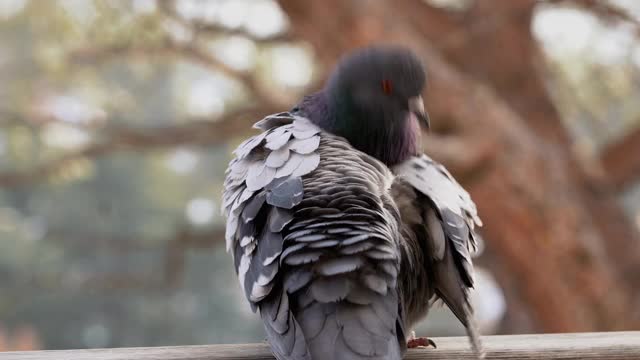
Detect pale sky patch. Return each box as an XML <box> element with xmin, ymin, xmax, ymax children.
<box><xmin>244</xmin><ymin>0</ymin><xmax>287</xmax><ymax>38</ymax></box>
<box><xmin>163</xmin><ymin>18</ymin><xmax>194</xmax><ymax>43</ymax></box>
<box><xmin>217</xmin><ymin>0</ymin><xmax>249</xmax><ymax>29</ymax></box>
<box><xmin>533</xmin><ymin>5</ymin><xmax>636</xmax><ymax>66</ymax></box>
<box><xmin>40</xmin><ymin>95</ymin><xmax>106</xmax><ymax>125</ymax></box>
<box><xmin>186</xmin><ymin>198</ymin><xmax>215</xmax><ymax>225</ymax></box>
<box><xmin>533</xmin><ymin>7</ymin><xmax>597</xmax><ymax>55</ymax></box>
<box><xmin>133</xmin><ymin>0</ymin><xmax>157</xmax><ymax>14</ymax></box>
<box><xmin>41</xmin><ymin>123</ymin><xmax>91</xmax><ymax>150</ymax></box>
<box><xmin>59</xmin><ymin>0</ymin><xmax>97</xmax><ymax>27</ymax></box>
<box><xmin>0</xmin><ymin>0</ymin><xmax>27</xmax><ymax>19</ymax></box>
<box><xmin>166</xmin><ymin>149</ymin><xmax>199</xmax><ymax>175</ymax></box>
<box><xmin>208</xmin><ymin>36</ymin><xmax>257</xmax><ymax>71</ymax></box>
<box><xmin>270</xmin><ymin>45</ymin><xmax>313</xmax><ymax>88</ymax></box>
<box><xmin>186</xmin><ymin>80</ymin><xmax>225</xmax><ymax>118</ymax></box>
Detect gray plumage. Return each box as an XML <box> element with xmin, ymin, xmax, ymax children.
<box><xmin>392</xmin><ymin>155</ymin><xmax>483</xmax><ymax>357</ymax></box>
<box><xmin>222</xmin><ymin>46</ymin><xmax>484</xmax><ymax>360</ymax></box>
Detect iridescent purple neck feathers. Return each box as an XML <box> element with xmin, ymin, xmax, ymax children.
<box><xmin>292</xmin><ymin>91</ymin><xmax>422</xmax><ymax>166</ymax></box>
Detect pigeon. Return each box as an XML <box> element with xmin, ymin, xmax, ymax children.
<box><xmin>222</xmin><ymin>45</ymin><xmax>484</xmax><ymax>360</ymax></box>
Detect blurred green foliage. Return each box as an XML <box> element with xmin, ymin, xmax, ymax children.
<box><xmin>0</xmin><ymin>0</ymin><xmax>268</xmax><ymax>348</ymax></box>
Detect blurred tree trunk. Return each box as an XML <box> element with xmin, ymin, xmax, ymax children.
<box><xmin>601</xmin><ymin>127</ymin><xmax>640</xmax><ymax>191</ymax></box>
<box><xmin>410</xmin><ymin>0</ymin><xmax>640</xmax><ymax>331</ymax></box>
<box><xmin>278</xmin><ymin>0</ymin><xmax>640</xmax><ymax>333</ymax></box>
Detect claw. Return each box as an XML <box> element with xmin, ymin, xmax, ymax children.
<box><xmin>407</xmin><ymin>337</ymin><xmax>437</xmax><ymax>348</ymax></box>
<box><xmin>407</xmin><ymin>331</ymin><xmax>437</xmax><ymax>349</ymax></box>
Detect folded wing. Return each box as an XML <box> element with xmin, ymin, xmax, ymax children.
<box><xmin>393</xmin><ymin>154</ymin><xmax>484</xmax><ymax>358</ymax></box>
<box><xmin>223</xmin><ymin>113</ymin><xmax>406</xmax><ymax>360</ymax></box>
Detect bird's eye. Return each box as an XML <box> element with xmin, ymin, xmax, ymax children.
<box><xmin>381</xmin><ymin>79</ymin><xmax>393</xmax><ymax>95</ymax></box>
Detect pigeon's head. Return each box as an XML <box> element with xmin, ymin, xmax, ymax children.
<box><xmin>327</xmin><ymin>46</ymin><xmax>429</xmax><ymax>129</ymax></box>
<box><xmin>323</xmin><ymin>46</ymin><xmax>429</xmax><ymax>165</ymax></box>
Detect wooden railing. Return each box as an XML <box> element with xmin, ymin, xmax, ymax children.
<box><xmin>2</xmin><ymin>331</ymin><xmax>639</xmax><ymax>359</ymax></box>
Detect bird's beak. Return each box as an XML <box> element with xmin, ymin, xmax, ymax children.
<box><xmin>409</xmin><ymin>96</ymin><xmax>430</xmax><ymax>131</ymax></box>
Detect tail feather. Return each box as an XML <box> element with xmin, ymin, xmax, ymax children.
<box><xmin>437</xmin><ymin>289</ymin><xmax>485</xmax><ymax>360</ymax></box>
<box><xmin>433</xmin><ymin>241</ymin><xmax>485</xmax><ymax>359</ymax></box>
<box><xmin>464</xmin><ymin>304</ymin><xmax>485</xmax><ymax>359</ymax></box>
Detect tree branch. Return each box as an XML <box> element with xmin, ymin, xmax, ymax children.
<box><xmin>69</xmin><ymin>39</ymin><xmax>294</xmax><ymax>109</ymax></box>
<box><xmin>0</xmin><ymin>106</ymin><xmax>273</xmax><ymax>188</ymax></box>
<box><xmin>157</xmin><ymin>0</ymin><xmax>292</xmax><ymax>43</ymax></box>
<box><xmin>547</xmin><ymin>0</ymin><xmax>640</xmax><ymax>36</ymax></box>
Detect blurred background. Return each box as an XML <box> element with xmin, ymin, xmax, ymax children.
<box><xmin>1</xmin><ymin>0</ymin><xmax>640</xmax><ymax>351</ymax></box>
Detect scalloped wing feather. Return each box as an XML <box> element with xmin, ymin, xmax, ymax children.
<box><xmin>393</xmin><ymin>154</ymin><xmax>484</xmax><ymax>359</ymax></box>
<box><xmin>223</xmin><ymin>113</ymin><xmax>405</xmax><ymax>360</ymax></box>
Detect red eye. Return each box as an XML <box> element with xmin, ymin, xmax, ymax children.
<box><xmin>381</xmin><ymin>79</ymin><xmax>393</xmax><ymax>95</ymax></box>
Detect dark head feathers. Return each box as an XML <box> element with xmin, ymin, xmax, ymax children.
<box><xmin>296</xmin><ymin>45</ymin><xmax>428</xmax><ymax>166</ymax></box>
<box><xmin>327</xmin><ymin>46</ymin><xmax>426</xmax><ymax>101</ymax></box>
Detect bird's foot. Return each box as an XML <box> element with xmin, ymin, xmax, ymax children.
<box><xmin>407</xmin><ymin>331</ymin><xmax>437</xmax><ymax>349</ymax></box>
<box><xmin>407</xmin><ymin>337</ymin><xmax>437</xmax><ymax>348</ymax></box>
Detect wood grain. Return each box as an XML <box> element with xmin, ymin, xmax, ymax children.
<box><xmin>2</xmin><ymin>332</ymin><xmax>639</xmax><ymax>360</ymax></box>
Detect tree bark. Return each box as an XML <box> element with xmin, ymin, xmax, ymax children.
<box><xmin>410</xmin><ymin>0</ymin><xmax>640</xmax><ymax>325</ymax></box>
<box><xmin>601</xmin><ymin>126</ymin><xmax>640</xmax><ymax>191</ymax></box>
<box><xmin>278</xmin><ymin>0</ymin><xmax>639</xmax><ymax>332</ymax></box>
